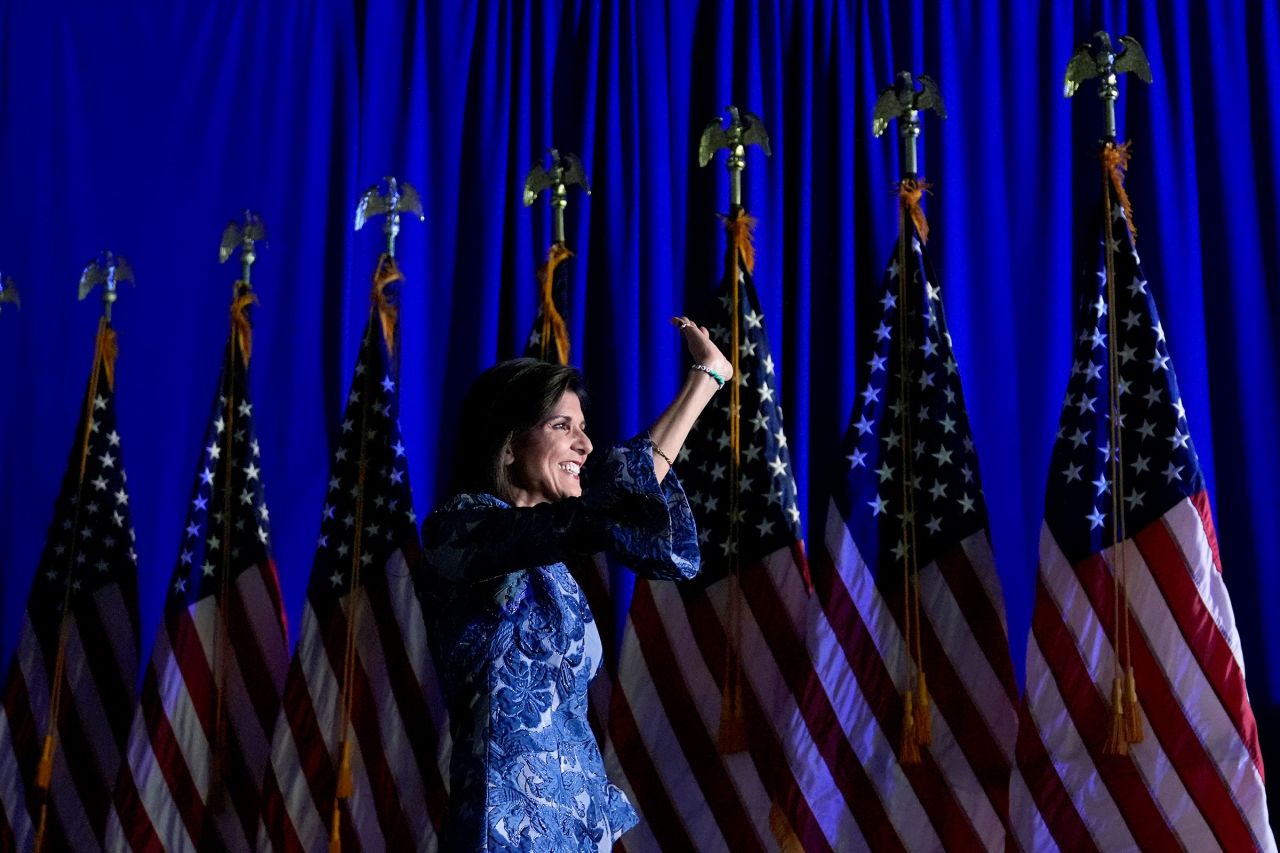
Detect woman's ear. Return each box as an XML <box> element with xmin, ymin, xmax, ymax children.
<box><xmin>502</xmin><ymin>442</ymin><xmax>515</xmax><ymax>466</ymax></box>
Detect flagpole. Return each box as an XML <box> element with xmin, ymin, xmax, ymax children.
<box><xmin>206</xmin><ymin>213</ymin><xmax>266</xmax><ymax>810</ymax></box>
<box><xmin>871</xmin><ymin>71</ymin><xmax>947</xmax><ymax>762</ymax></box>
<box><xmin>1065</xmin><ymin>30</ymin><xmax>1152</xmax><ymax>754</ymax></box>
<box><xmin>327</xmin><ymin>179</ymin><xmax>421</xmax><ymax>852</ymax></box>
<box><xmin>697</xmin><ymin>105</ymin><xmax>771</xmax><ymax>750</ymax></box>
<box><xmin>523</xmin><ymin>149</ymin><xmax>590</xmax><ymax>363</ymax></box>
<box><xmin>33</xmin><ymin>255</ymin><xmax>132</xmax><ymax>852</ymax></box>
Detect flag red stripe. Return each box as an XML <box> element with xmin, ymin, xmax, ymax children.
<box><xmin>628</xmin><ymin>581</ymin><xmax>767</xmax><ymax>852</ymax></box>
<box><xmin>934</xmin><ymin>545</ymin><xmax>1018</xmax><ymax>704</ymax></box>
<box><xmin>682</xmin><ymin>587</ymin><xmax>833</xmax><ymax>853</ymax></box>
<box><xmin>1012</xmin><ymin>687</ymin><xmax>1100</xmax><ymax>853</ymax></box>
<box><xmin>606</xmin><ymin>679</ymin><xmax>697</xmax><ymax>851</ymax></box>
<box><xmin>813</xmin><ymin>544</ymin><xmax>983</xmax><ymax>850</ymax></box>
<box><xmin>53</xmin><ymin>678</ymin><xmax>113</xmax><ymax>841</ymax></box>
<box><xmin>110</xmin><ymin>746</ymin><xmax>165</xmax><ymax>852</ymax></box>
<box><xmin>134</xmin><ymin>662</ymin><xmax>207</xmax><ymax>846</ymax></box>
<box><xmin>226</xmin><ymin>564</ymin><xmax>287</xmax><ymax>733</ymax></box>
<box><xmin>364</xmin><ymin>564</ymin><xmax>448</xmax><ymax>820</ymax></box>
<box><xmin>1030</xmin><ymin>570</ymin><xmax>1180</xmax><ymax>850</ymax></box>
<box><xmin>735</xmin><ymin>557</ymin><xmax>903</xmax><ymax>851</ymax></box>
<box><xmin>1074</xmin><ymin>545</ymin><xmax>1257</xmax><ymax>850</ymax></box>
<box><xmin>316</xmin><ymin>595</ymin><xmax>414</xmax><ymax>848</ymax></box>
<box><xmin>73</xmin><ymin>599</ymin><xmax>135</xmax><ymax>748</ymax></box>
<box><xmin>258</xmin><ymin>765</ymin><xmax>308</xmax><ymax>853</ymax></box>
<box><xmin>1134</xmin><ymin>505</ymin><xmax>1263</xmax><ymax>774</ymax></box>
<box><xmin>1190</xmin><ymin>491</ymin><xmax>1222</xmax><ymax>573</ymax></box>
<box><xmin>2</xmin><ymin>665</ymin><xmax>39</xmax><ymax>810</ymax></box>
<box><xmin>262</xmin><ymin>649</ymin><xmax>338</xmax><ymax>849</ymax></box>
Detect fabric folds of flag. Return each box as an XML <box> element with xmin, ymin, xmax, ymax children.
<box><xmin>259</xmin><ymin>256</ymin><xmax>448</xmax><ymax>851</ymax></box>
<box><xmin>0</xmin><ymin>319</ymin><xmax>140</xmax><ymax>851</ymax></box>
<box><xmin>523</xmin><ymin>241</ymin><xmax>573</xmax><ymax>366</ymax></box>
<box><xmin>108</xmin><ymin>289</ymin><xmax>289</xmax><ymax>850</ymax></box>
<box><xmin>604</xmin><ymin>210</ymin><xmax>832</xmax><ymax>852</ymax></box>
<box><xmin>816</xmin><ymin>188</ymin><xmax>1019</xmax><ymax>850</ymax></box>
<box><xmin>1010</xmin><ymin>146</ymin><xmax>1276</xmax><ymax>851</ymax></box>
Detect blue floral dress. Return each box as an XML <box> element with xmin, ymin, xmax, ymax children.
<box><xmin>421</xmin><ymin>437</ymin><xmax>699</xmax><ymax>851</ymax></box>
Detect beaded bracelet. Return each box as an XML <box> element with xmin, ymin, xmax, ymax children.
<box><xmin>691</xmin><ymin>363</ymin><xmax>726</xmax><ymax>389</ymax></box>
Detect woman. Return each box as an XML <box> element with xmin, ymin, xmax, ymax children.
<box><xmin>421</xmin><ymin>317</ymin><xmax>730</xmax><ymax>851</ymax></box>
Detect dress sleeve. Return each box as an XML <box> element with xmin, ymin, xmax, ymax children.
<box><xmin>590</xmin><ymin>434</ymin><xmax>700</xmax><ymax>582</ymax></box>
<box><xmin>421</xmin><ymin>435</ymin><xmax>700</xmax><ymax>584</ymax></box>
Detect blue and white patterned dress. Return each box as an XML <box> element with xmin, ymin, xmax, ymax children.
<box><xmin>421</xmin><ymin>437</ymin><xmax>699</xmax><ymax>851</ymax></box>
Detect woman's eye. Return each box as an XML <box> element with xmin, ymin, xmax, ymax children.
<box><xmin>553</xmin><ymin>422</ymin><xmax>569</xmax><ymax>430</ymax></box>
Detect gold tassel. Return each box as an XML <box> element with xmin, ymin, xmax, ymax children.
<box><xmin>230</xmin><ymin>287</ymin><xmax>259</xmax><ymax>366</ymax></box>
<box><xmin>100</xmin><ymin>323</ymin><xmax>119</xmax><ymax>389</ymax></box>
<box><xmin>1103</xmin><ymin>676</ymin><xmax>1128</xmax><ymax>756</ymax></box>
<box><xmin>35</xmin><ymin>733</ymin><xmax>54</xmax><ymax>790</ymax></box>
<box><xmin>371</xmin><ymin>254</ymin><xmax>403</xmax><ymax>359</ymax></box>
<box><xmin>914</xmin><ymin>671</ymin><xmax>932</xmax><ymax>746</ymax></box>
<box><xmin>1124</xmin><ymin>667</ymin><xmax>1144</xmax><ymax>744</ymax></box>
<box><xmin>898</xmin><ymin>689</ymin><xmax>921</xmax><ymax>764</ymax></box>
<box><xmin>536</xmin><ymin>243</ymin><xmax>573</xmax><ymax>365</ymax></box>
<box><xmin>328</xmin><ymin>813</ymin><xmax>343</xmax><ymax>853</ymax></box>
<box><xmin>1101</xmin><ymin>142</ymin><xmax>1138</xmax><ymax>242</ymax></box>
<box><xmin>769</xmin><ymin>802</ymin><xmax>804</xmax><ymax>853</ymax></box>
<box><xmin>898</xmin><ymin>178</ymin><xmax>933</xmax><ymax>245</ymax></box>
<box><xmin>723</xmin><ymin>208</ymin><xmax>758</xmax><ymax>275</ymax></box>
<box><xmin>335</xmin><ymin>738</ymin><xmax>353</xmax><ymax>797</ymax></box>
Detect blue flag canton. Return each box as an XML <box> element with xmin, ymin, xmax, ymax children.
<box><xmin>169</xmin><ymin>348</ymin><xmax>271</xmax><ymax>607</ymax></box>
<box><xmin>32</xmin><ymin>360</ymin><xmax>138</xmax><ymax>624</ymax></box>
<box><xmin>838</xmin><ymin>232</ymin><xmax>988</xmax><ymax>573</ymax></box>
<box><xmin>1045</xmin><ymin>204</ymin><xmax>1203</xmax><ymax>563</ymax></box>
<box><xmin>309</xmin><ymin>319</ymin><xmax>420</xmax><ymax>601</ymax></box>
<box><xmin>677</xmin><ymin>266</ymin><xmax>804</xmax><ymax>577</ymax></box>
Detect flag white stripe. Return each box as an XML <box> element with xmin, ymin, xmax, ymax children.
<box><xmin>959</xmin><ymin>534</ymin><xmax>1011</xmax><ymax>636</ymax></box>
<box><xmin>653</xmin><ymin>579</ymin><xmax>778</xmax><ymax>851</ymax></box>
<box><xmin>350</xmin><ymin>580</ymin><xmax>432</xmax><ymax>844</ymax></box>
<box><xmin>1023</xmin><ymin>635</ymin><xmax>1134</xmax><ymax>849</ymax></box>
<box><xmin>611</xmin><ymin>605</ymin><xmax>728</xmax><ymax>850</ymax></box>
<box><xmin>0</xmin><ymin>709</ymin><xmax>32</xmax><ymax>847</ymax></box>
<box><xmin>1162</xmin><ymin>499</ymin><xmax>1247</xmax><ymax>675</ymax></box>
<box><xmin>1008</xmin><ymin>764</ymin><xmax>1054</xmax><ymax>853</ymax></box>
<box><xmin>920</xmin><ymin>534</ymin><xmax>1017</xmax><ymax>762</ymax></box>
<box><xmin>819</xmin><ymin>506</ymin><xmax>939</xmax><ymax>851</ymax></box>
<box><xmin>1123</xmin><ymin>520</ymin><xmax>1272</xmax><ymax>844</ymax></box>
<box><xmin>731</xmin><ymin>552</ymin><xmax>864</xmax><ymax>849</ymax></box>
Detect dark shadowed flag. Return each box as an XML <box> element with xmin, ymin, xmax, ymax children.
<box><xmin>108</xmin><ymin>287</ymin><xmax>289</xmax><ymax>851</ymax></box>
<box><xmin>259</xmin><ymin>257</ymin><xmax>448</xmax><ymax>851</ymax></box>
<box><xmin>0</xmin><ymin>319</ymin><xmax>140</xmax><ymax>850</ymax></box>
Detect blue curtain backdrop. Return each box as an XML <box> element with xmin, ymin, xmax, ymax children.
<box><xmin>1</xmin><ymin>0</ymin><xmax>1277</xmax><ymax>823</ymax></box>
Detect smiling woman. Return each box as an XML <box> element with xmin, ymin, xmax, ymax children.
<box><xmin>420</xmin><ymin>318</ymin><xmax>730</xmax><ymax>851</ymax></box>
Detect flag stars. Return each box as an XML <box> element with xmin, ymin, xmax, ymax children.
<box><xmin>1125</xmin><ymin>490</ymin><xmax>1145</xmax><ymax>510</ymax></box>
<box><xmin>1163</xmin><ymin>462</ymin><xmax>1183</xmax><ymax>483</ymax></box>
<box><xmin>1132</xmin><ymin>455</ymin><xmax>1150</xmax><ymax>474</ymax></box>
<box><xmin>868</xmin><ymin>495</ymin><xmax>888</xmax><ymax>516</ymax></box>
<box><xmin>939</xmin><ymin>413</ymin><xmax>956</xmax><ymax>434</ymax></box>
<box><xmin>1091</xmin><ymin>474</ymin><xmax>1110</xmax><ymax>495</ymax></box>
<box><xmin>874</xmin><ymin>322</ymin><xmax>892</xmax><ymax>342</ymax></box>
<box><xmin>107</xmin><ymin>430</ymin><xmax>121</xmax><ymax>447</ymax></box>
<box><xmin>1149</xmin><ymin>351</ymin><xmax>1170</xmax><ymax>373</ymax></box>
<box><xmin>751</xmin><ymin>411</ymin><xmax>771</xmax><ymax>433</ymax></box>
<box><xmin>1087</xmin><ymin>506</ymin><xmax>1106</xmax><ymax>530</ymax></box>
<box><xmin>876</xmin><ymin>461</ymin><xmax>894</xmax><ymax>483</ymax></box>
<box><xmin>854</xmin><ymin>415</ymin><xmax>874</xmax><ymax>436</ymax></box>
<box><xmin>93</xmin><ymin>395</ymin><xmax>107</xmax><ymax>411</ymax></box>
<box><xmin>1069</xmin><ymin>428</ymin><xmax>1090</xmax><ymax>449</ymax></box>
<box><xmin>847</xmin><ymin>448</ymin><xmax>867</xmax><ymax>468</ymax></box>
<box><xmin>245</xmin><ymin>462</ymin><xmax>260</xmax><ymax>481</ymax></box>
<box><xmin>1168</xmin><ymin>429</ymin><xmax>1190</xmax><ymax>450</ymax></box>
<box><xmin>92</xmin><ymin>475</ymin><xmax>109</xmax><ymax>491</ymax></box>
<box><xmin>201</xmin><ymin>467</ymin><xmax>214</xmax><ymax>486</ymax></box>
<box><xmin>868</xmin><ymin>353</ymin><xmax>887</xmax><ymax>374</ymax></box>
<box><xmin>1122</xmin><ymin>310</ymin><xmax>1142</xmax><ymax>331</ymax></box>
<box><xmin>1063</xmin><ymin>462</ymin><xmax>1083</xmax><ymax>483</ymax></box>
<box><xmin>762</xmin><ymin>353</ymin><xmax>775</xmax><ymax>375</ymax></box>
<box><xmin>957</xmin><ymin>494</ymin><xmax>976</xmax><ymax>514</ymax></box>
<box><xmin>744</xmin><ymin>309</ymin><xmax>763</xmax><ymax>330</ymax></box>
<box><xmin>932</xmin><ymin>446</ymin><xmax>954</xmax><ymax>467</ymax></box>
<box><xmin>768</xmin><ymin>457</ymin><xmax>788</xmax><ymax>479</ymax></box>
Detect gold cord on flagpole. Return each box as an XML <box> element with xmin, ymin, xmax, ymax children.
<box><xmin>330</xmin><ymin>256</ymin><xmax>404</xmax><ymax>851</ymax></box>
<box><xmin>1100</xmin><ymin>142</ymin><xmax>1141</xmax><ymax>754</ymax></box>
<box><xmin>717</xmin><ymin>209</ymin><xmax>753</xmax><ymax>754</ymax></box>
<box><xmin>34</xmin><ymin>318</ymin><xmax>116</xmax><ymax>853</ymax></box>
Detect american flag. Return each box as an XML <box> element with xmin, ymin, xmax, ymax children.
<box><xmin>1010</xmin><ymin>157</ymin><xmax>1276</xmax><ymax>851</ymax></box>
<box><xmin>816</xmin><ymin>203</ymin><xmax>1019</xmax><ymax>849</ymax></box>
<box><xmin>0</xmin><ymin>321</ymin><xmax>140</xmax><ymax>850</ymax></box>
<box><xmin>108</xmin><ymin>296</ymin><xmax>289</xmax><ymax>850</ymax></box>
<box><xmin>604</xmin><ymin>211</ymin><xmax>832</xmax><ymax>851</ymax></box>
<box><xmin>258</xmin><ymin>258</ymin><xmax>449</xmax><ymax>851</ymax></box>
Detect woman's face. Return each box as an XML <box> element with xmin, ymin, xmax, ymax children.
<box><xmin>505</xmin><ymin>389</ymin><xmax>593</xmax><ymax>506</ymax></box>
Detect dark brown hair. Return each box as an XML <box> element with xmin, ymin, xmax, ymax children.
<box><xmin>448</xmin><ymin>358</ymin><xmax>585</xmax><ymax>500</ymax></box>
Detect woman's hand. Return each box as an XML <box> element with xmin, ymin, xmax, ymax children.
<box><xmin>671</xmin><ymin>316</ymin><xmax>733</xmax><ymax>384</ymax></box>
